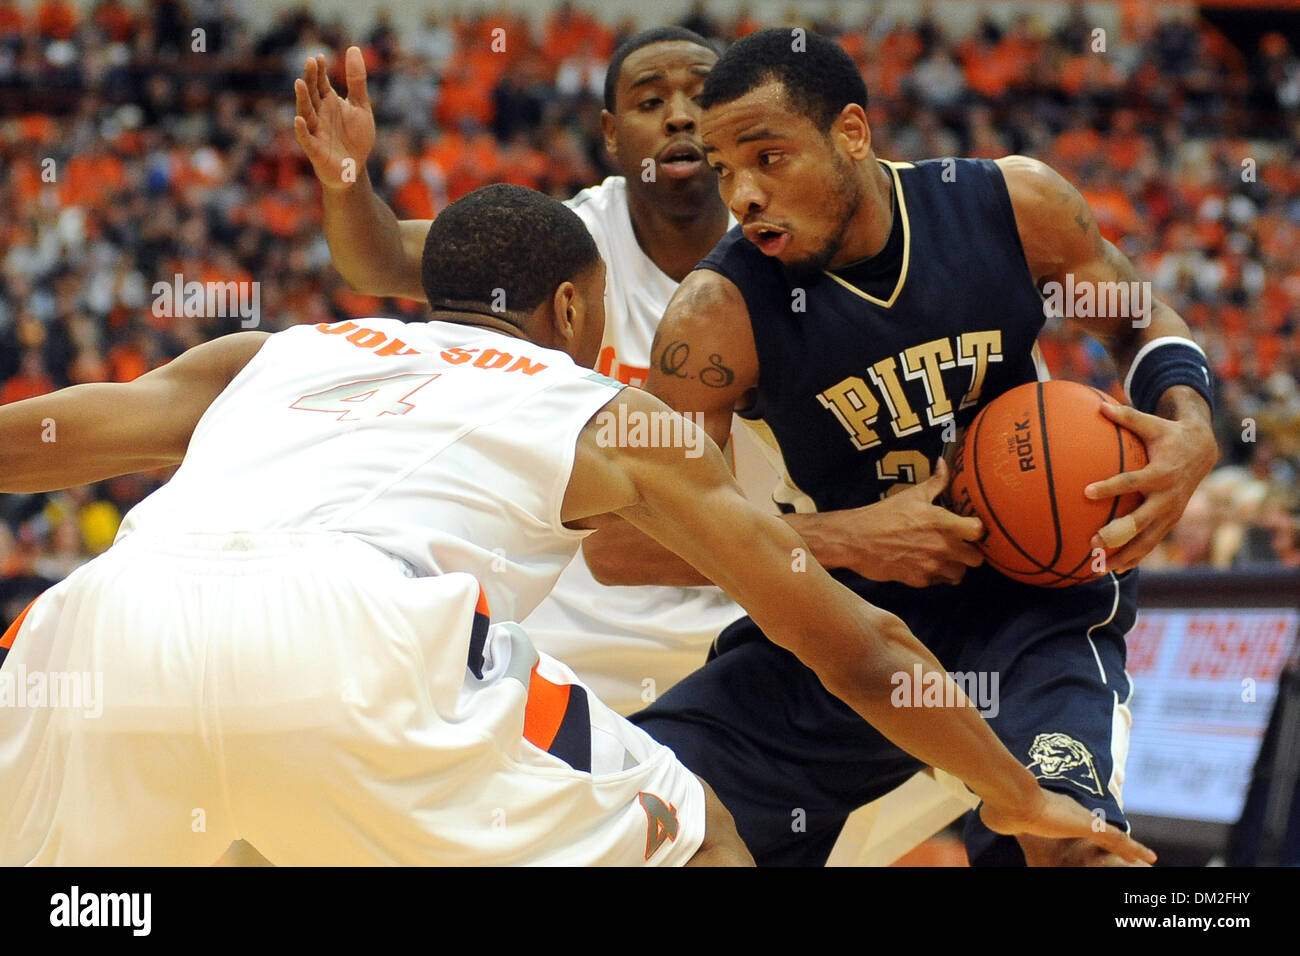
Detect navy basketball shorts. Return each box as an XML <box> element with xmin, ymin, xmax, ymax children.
<box><xmin>631</xmin><ymin>565</ymin><xmax>1139</xmax><ymax>866</ymax></box>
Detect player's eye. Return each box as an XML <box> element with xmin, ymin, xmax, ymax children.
<box><xmin>758</xmin><ymin>151</ymin><xmax>782</xmax><ymax>167</ymax></box>
<box><xmin>639</xmin><ymin>98</ymin><xmax>662</xmax><ymax>111</ymax></box>
<box><xmin>710</xmin><ymin>164</ymin><xmax>729</xmax><ymax>178</ymax></box>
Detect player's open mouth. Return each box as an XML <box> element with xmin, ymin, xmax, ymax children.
<box><xmin>744</xmin><ymin>223</ymin><xmax>791</xmax><ymax>256</ymax></box>
<box><xmin>657</xmin><ymin>142</ymin><xmax>704</xmax><ymax>179</ymax></box>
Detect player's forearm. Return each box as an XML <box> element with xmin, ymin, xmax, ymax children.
<box><xmin>0</xmin><ymin>384</ymin><xmax>183</xmax><ymax>493</ymax></box>
<box><xmin>792</xmin><ymin>592</ymin><xmax>1039</xmax><ymax>808</ymax></box>
<box><xmin>583</xmin><ymin>519</ymin><xmax>713</xmax><ymax>587</ymax></box>
<box><xmin>781</xmin><ymin>510</ymin><xmax>851</xmax><ymax>570</ymax></box>
<box><xmin>323</xmin><ymin>171</ymin><xmax>426</xmax><ymax>301</ymax></box>
<box><xmin>672</xmin><ymin>493</ymin><xmax>1039</xmax><ymax>807</ymax></box>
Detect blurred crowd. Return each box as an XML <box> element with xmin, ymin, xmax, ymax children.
<box><xmin>0</xmin><ymin>0</ymin><xmax>1297</xmax><ymax>617</ymax></box>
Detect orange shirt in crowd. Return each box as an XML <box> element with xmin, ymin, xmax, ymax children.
<box><xmin>35</xmin><ymin>0</ymin><xmax>78</xmax><ymax>40</ymax></box>
<box><xmin>16</xmin><ymin>114</ymin><xmax>57</xmax><ymax>146</ymax></box>
<box><xmin>387</xmin><ymin>154</ymin><xmax>442</xmax><ymax>221</ymax></box>
<box><xmin>0</xmin><ymin>371</ymin><xmax>55</xmax><ymax>405</ymax></box>
<box><xmin>254</xmin><ymin>191</ymin><xmax>305</xmax><ymax>239</ymax></box>
<box><xmin>107</xmin><ymin>342</ymin><xmax>150</xmax><ymax>383</ymax></box>
<box><xmin>0</xmin><ymin>0</ymin><xmax>23</xmax><ymax>37</ymax></box>
<box><xmin>1053</xmin><ymin>126</ymin><xmax>1104</xmax><ymax>166</ymax></box>
<box><xmin>93</xmin><ymin>0</ymin><xmax>136</xmax><ymax>43</ymax></box>
<box><xmin>59</xmin><ymin>152</ymin><xmax>127</xmax><ymax>208</ymax></box>
<box><xmin>1081</xmin><ymin>185</ymin><xmax>1142</xmax><ymax>243</ymax></box>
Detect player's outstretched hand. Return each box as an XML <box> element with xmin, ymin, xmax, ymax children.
<box><xmin>818</xmin><ymin>457</ymin><xmax>985</xmax><ymax>587</ymax></box>
<box><xmin>979</xmin><ymin>785</ymin><xmax>1157</xmax><ymax>865</ymax></box>
<box><xmin>1084</xmin><ymin>401</ymin><xmax>1217</xmax><ymax>575</ymax></box>
<box><xmin>293</xmin><ymin>45</ymin><xmax>376</xmax><ymax>191</ymax></box>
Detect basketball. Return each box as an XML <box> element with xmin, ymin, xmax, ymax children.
<box><xmin>945</xmin><ymin>380</ymin><xmax>1148</xmax><ymax>588</ymax></box>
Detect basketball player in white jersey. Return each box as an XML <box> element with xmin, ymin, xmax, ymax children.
<box><xmin>0</xmin><ymin>185</ymin><xmax>1153</xmax><ymax>866</ymax></box>
<box><xmin>298</xmin><ymin>32</ymin><xmax>772</xmax><ymax>714</ymax></box>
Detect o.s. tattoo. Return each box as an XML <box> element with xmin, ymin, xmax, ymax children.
<box><xmin>659</xmin><ymin>341</ymin><xmax>690</xmax><ymax>378</ymax></box>
<box><xmin>699</xmin><ymin>353</ymin><xmax>734</xmax><ymax>388</ymax></box>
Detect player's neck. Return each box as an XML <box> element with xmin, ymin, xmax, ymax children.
<box><xmin>427</xmin><ymin>308</ymin><xmax>531</xmax><ymax>343</ymax></box>
<box><xmin>827</xmin><ymin>160</ymin><xmax>895</xmax><ymax>270</ymax></box>
<box><xmin>624</xmin><ymin>186</ymin><xmax>731</xmax><ymax>283</ymax></box>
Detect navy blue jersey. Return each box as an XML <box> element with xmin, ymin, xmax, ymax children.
<box><xmin>698</xmin><ymin>158</ymin><xmax>1047</xmax><ymax>514</ymax></box>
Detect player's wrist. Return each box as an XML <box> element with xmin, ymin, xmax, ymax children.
<box><xmin>784</xmin><ymin>511</ymin><xmax>846</xmax><ymax>568</ymax></box>
<box><xmin>975</xmin><ymin>765</ymin><xmax>1041</xmax><ymax>811</ymax></box>
<box><xmin>318</xmin><ymin>165</ymin><xmax>373</xmax><ymax>195</ymax></box>
<box><xmin>1124</xmin><ymin>337</ymin><xmax>1213</xmax><ymax>418</ymax></box>
<box><xmin>1155</xmin><ymin>384</ymin><xmax>1213</xmax><ymax>427</ymax></box>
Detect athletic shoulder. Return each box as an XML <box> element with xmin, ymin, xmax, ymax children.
<box><xmin>992</xmin><ymin>154</ymin><xmax>1069</xmax><ymax>194</ymax></box>
<box><xmin>991</xmin><ymin>155</ymin><xmax>1099</xmax><ymax>279</ymax></box>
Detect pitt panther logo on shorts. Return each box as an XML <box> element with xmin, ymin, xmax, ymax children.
<box><xmin>1026</xmin><ymin>732</ymin><xmax>1104</xmax><ymax>796</ymax></box>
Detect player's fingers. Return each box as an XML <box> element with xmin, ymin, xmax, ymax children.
<box><xmin>1096</xmin><ymin>511</ymin><xmax>1176</xmax><ymax>574</ymax></box>
<box><xmin>294</xmin><ymin>78</ymin><xmax>317</xmax><ymax>130</ymax></box>
<box><xmin>302</xmin><ymin>57</ymin><xmax>323</xmax><ymax>112</ymax></box>
<box><xmin>316</xmin><ymin>53</ymin><xmax>333</xmax><ymax>100</ymax></box>
<box><xmin>1094</xmin><ymin>513</ymin><xmax>1138</xmax><ymax>551</ymax></box>
<box><xmin>345</xmin><ymin>45</ymin><xmax>369</xmax><ymax>108</ymax></box>
<box><xmin>951</xmin><ymin>539</ymin><xmax>985</xmax><ymax>568</ymax></box>
<box><xmin>292</xmin><ymin>114</ymin><xmax>319</xmax><ymax>160</ymax></box>
<box><xmin>1090</xmin><ymin>493</ymin><xmax>1163</xmax><ymax>553</ymax></box>
<box><xmin>934</xmin><ymin>562</ymin><xmax>968</xmax><ymax>586</ymax></box>
<box><xmin>1097</xmin><ymin>400</ymin><xmax>1166</xmax><ymax>440</ymax></box>
<box><xmin>920</xmin><ymin>456</ymin><xmax>951</xmax><ymax>501</ymax></box>
<box><xmin>1084</xmin><ymin>465</ymin><xmax>1151</xmax><ymax>501</ymax></box>
<box><xmin>1090</xmin><ymin>822</ymin><xmax>1157</xmax><ymax>865</ymax></box>
<box><xmin>935</xmin><ymin>507</ymin><xmax>985</xmax><ymax>543</ymax></box>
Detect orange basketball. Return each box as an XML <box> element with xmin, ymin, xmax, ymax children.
<box><xmin>945</xmin><ymin>380</ymin><xmax>1147</xmax><ymax>588</ymax></box>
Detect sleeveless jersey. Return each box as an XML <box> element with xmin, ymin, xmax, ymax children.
<box><xmin>698</xmin><ymin>158</ymin><xmax>1048</xmax><ymax>520</ymax></box>
<box><xmin>115</xmin><ymin>319</ymin><xmax>623</xmax><ymax>623</ymax></box>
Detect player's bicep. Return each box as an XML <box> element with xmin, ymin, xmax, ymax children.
<box><xmin>999</xmin><ymin>155</ymin><xmax>1175</xmax><ymax>362</ymax></box>
<box><xmin>644</xmin><ymin>270</ymin><xmax>759</xmax><ymax>450</ymax></box>
<box><xmin>129</xmin><ymin>331</ymin><xmax>271</xmax><ymax>457</ymax></box>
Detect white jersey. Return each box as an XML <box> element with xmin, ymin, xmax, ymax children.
<box><xmin>521</xmin><ymin>177</ymin><xmax>781</xmax><ymax>714</ymax></box>
<box><xmin>116</xmin><ymin>318</ymin><xmax>622</xmax><ymax>624</ymax></box>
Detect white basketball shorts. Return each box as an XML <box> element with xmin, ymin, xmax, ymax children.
<box><xmin>0</xmin><ymin>531</ymin><xmax>704</xmax><ymax>865</ymax></box>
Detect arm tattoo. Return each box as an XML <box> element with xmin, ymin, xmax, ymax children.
<box><xmin>699</xmin><ymin>353</ymin><xmax>734</xmax><ymax>389</ymax></box>
<box><xmin>658</xmin><ymin>340</ymin><xmax>691</xmax><ymax>379</ymax></box>
<box><xmin>655</xmin><ymin>340</ymin><xmax>736</xmax><ymax>388</ymax></box>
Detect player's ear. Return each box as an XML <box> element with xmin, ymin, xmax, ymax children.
<box><xmin>834</xmin><ymin>103</ymin><xmax>872</xmax><ymax>161</ymax></box>
<box><xmin>600</xmin><ymin>108</ymin><xmax>619</xmax><ymax>162</ymax></box>
<box><xmin>550</xmin><ymin>279</ymin><xmax>580</xmax><ymax>352</ymax></box>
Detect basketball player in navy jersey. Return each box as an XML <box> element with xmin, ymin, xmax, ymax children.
<box><xmin>595</xmin><ymin>29</ymin><xmax>1219</xmax><ymax>866</ymax></box>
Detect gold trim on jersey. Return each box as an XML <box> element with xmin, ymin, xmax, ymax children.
<box><xmin>822</xmin><ymin>159</ymin><xmax>914</xmax><ymax>309</ymax></box>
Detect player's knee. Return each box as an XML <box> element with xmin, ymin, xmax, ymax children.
<box><xmin>686</xmin><ymin>777</ymin><xmax>753</xmax><ymax>867</ymax></box>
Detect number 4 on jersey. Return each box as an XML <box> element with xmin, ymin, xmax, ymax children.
<box><xmin>638</xmin><ymin>791</ymin><xmax>680</xmax><ymax>860</ymax></box>
<box><xmin>291</xmin><ymin>373</ymin><xmax>440</xmax><ymax>421</ymax></box>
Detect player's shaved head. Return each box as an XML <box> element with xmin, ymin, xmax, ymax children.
<box><xmin>604</xmin><ymin>26</ymin><xmax>718</xmax><ymax>112</ymax></box>
<box><xmin>698</xmin><ymin>28</ymin><xmax>867</xmax><ymax>132</ymax></box>
<box><xmin>421</xmin><ymin>184</ymin><xmax>600</xmax><ymax>322</ymax></box>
